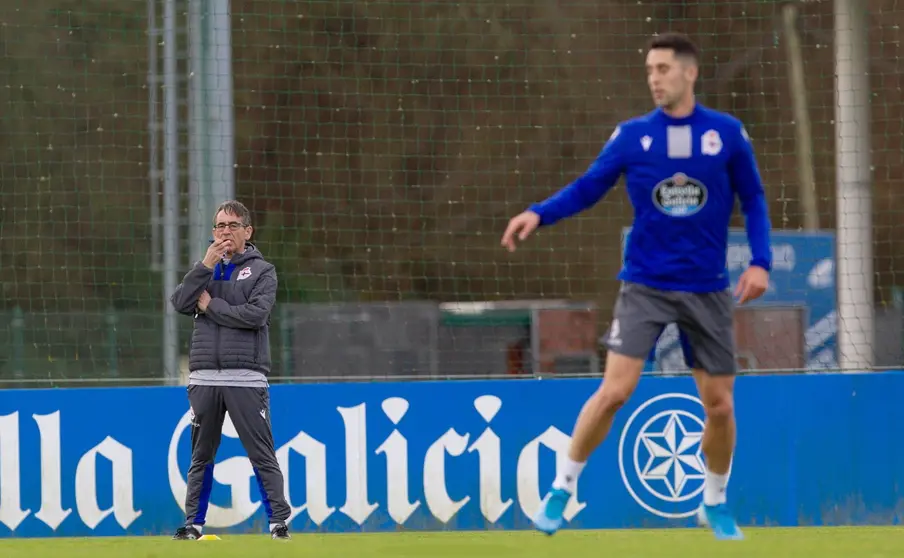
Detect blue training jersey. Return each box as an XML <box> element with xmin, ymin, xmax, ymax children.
<box><xmin>528</xmin><ymin>103</ymin><xmax>772</xmax><ymax>293</ymax></box>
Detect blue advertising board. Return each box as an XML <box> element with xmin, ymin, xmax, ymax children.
<box><xmin>1</xmin><ymin>372</ymin><xmax>902</xmax><ymax>538</ymax></box>
<box><xmin>621</xmin><ymin>228</ymin><xmax>837</xmax><ymax>373</ymax></box>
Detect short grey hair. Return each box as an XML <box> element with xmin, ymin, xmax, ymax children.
<box><xmin>212</xmin><ymin>200</ymin><xmax>251</xmax><ymax>226</ymax></box>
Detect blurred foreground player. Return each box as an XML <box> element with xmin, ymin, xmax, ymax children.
<box><xmin>500</xmin><ymin>33</ymin><xmax>772</xmax><ymax>540</ymax></box>
<box><xmin>170</xmin><ymin>200</ymin><xmax>291</xmax><ymax>541</ymax></box>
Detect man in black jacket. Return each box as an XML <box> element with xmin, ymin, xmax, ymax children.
<box><xmin>169</xmin><ymin>200</ymin><xmax>291</xmax><ymax>541</ymax></box>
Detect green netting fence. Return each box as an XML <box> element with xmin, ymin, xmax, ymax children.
<box><xmin>1</xmin><ymin>1</ymin><xmax>902</xmax><ymax>386</ymax></box>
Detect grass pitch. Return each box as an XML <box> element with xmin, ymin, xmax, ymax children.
<box><xmin>0</xmin><ymin>527</ymin><xmax>900</xmax><ymax>558</ymax></box>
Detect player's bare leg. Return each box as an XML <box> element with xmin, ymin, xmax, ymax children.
<box><xmin>692</xmin><ymin>368</ymin><xmax>742</xmax><ymax>540</ymax></box>
<box><xmin>531</xmin><ymin>352</ymin><xmax>645</xmax><ymax>535</ymax></box>
<box><xmin>693</xmin><ymin>368</ymin><xmax>736</xmax><ymax>477</ymax></box>
<box><xmin>568</xmin><ymin>353</ymin><xmax>645</xmax><ymax>462</ymax></box>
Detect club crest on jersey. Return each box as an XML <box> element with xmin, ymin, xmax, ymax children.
<box><xmin>237</xmin><ymin>266</ymin><xmax>252</xmax><ymax>281</ymax></box>
<box><xmin>701</xmin><ymin>129</ymin><xmax>722</xmax><ymax>155</ymax></box>
<box><xmin>652</xmin><ymin>173</ymin><xmax>708</xmax><ymax>217</ymax></box>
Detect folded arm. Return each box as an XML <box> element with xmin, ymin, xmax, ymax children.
<box><xmin>204</xmin><ymin>266</ymin><xmax>277</xmax><ymax>330</ymax></box>
<box><xmin>170</xmin><ymin>262</ymin><xmax>213</xmax><ymax>315</ymax></box>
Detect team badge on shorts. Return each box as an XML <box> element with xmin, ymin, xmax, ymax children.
<box><xmin>618</xmin><ymin>392</ymin><xmax>706</xmax><ymax>518</ymax></box>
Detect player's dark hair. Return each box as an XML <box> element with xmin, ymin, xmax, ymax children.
<box><xmin>647</xmin><ymin>32</ymin><xmax>700</xmax><ymax>64</ymax></box>
<box><xmin>213</xmin><ymin>200</ymin><xmax>252</xmax><ymax>226</ymax></box>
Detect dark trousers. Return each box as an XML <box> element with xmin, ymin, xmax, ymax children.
<box><xmin>183</xmin><ymin>384</ymin><xmax>291</xmax><ymax>526</ymax></box>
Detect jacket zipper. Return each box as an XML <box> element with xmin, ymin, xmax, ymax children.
<box><xmin>214</xmin><ymin>323</ymin><xmax>222</xmax><ymax>370</ymax></box>
<box><xmin>213</xmin><ymin>261</ymin><xmax>223</xmax><ymax>370</ymax></box>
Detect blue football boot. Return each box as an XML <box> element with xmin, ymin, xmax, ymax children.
<box><xmin>531</xmin><ymin>487</ymin><xmax>571</xmax><ymax>535</ymax></box>
<box><xmin>697</xmin><ymin>502</ymin><xmax>744</xmax><ymax>540</ymax></box>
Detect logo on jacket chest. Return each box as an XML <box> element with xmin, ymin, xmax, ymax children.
<box><xmin>652</xmin><ymin>173</ymin><xmax>708</xmax><ymax>217</ymax></box>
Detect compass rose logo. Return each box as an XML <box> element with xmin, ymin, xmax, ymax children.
<box><xmin>618</xmin><ymin>392</ymin><xmax>706</xmax><ymax>518</ymax></box>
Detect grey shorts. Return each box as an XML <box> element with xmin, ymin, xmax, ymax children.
<box><xmin>603</xmin><ymin>281</ymin><xmax>737</xmax><ymax>375</ymax></box>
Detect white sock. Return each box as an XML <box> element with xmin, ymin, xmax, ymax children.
<box><xmin>551</xmin><ymin>457</ymin><xmax>585</xmax><ymax>494</ymax></box>
<box><xmin>192</xmin><ymin>524</ymin><xmax>203</xmax><ymax>533</ymax></box>
<box><xmin>269</xmin><ymin>523</ymin><xmax>281</xmax><ymax>532</ymax></box>
<box><xmin>703</xmin><ymin>468</ymin><xmax>730</xmax><ymax>506</ymax></box>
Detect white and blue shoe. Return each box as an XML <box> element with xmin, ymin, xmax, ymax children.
<box><xmin>531</xmin><ymin>487</ymin><xmax>571</xmax><ymax>535</ymax></box>
<box><xmin>697</xmin><ymin>502</ymin><xmax>744</xmax><ymax>540</ymax></box>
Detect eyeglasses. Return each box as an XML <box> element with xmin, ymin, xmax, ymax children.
<box><xmin>213</xmin><ymin>222</ymin><xmax>247</xmax><ymax>231</ymax></box>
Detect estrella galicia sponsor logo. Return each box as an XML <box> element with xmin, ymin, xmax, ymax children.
<box><xmin>167</xmin><ymin>395</ymin><xmax>588</xmax><ymax>529</ymax></box>
<box><xmin>652</xmin><ymin>173</ymin><xmax>708</xmax><ymax>217</ymax></box>
<box><xmin>0</xmin><ymin>411</ymin><xmax>142</xmax><ymax>533</ymax></box>
<box><xmin>618</xmin><ymin>393</ymin><xmax>706</xmax><ymax>518</ymax></box>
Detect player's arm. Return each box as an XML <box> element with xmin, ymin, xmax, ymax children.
<box><xmin>170</xmin><ymin>262</ymin><xmax>213</xmax><ymax>315</ymax></box>
<box><xmin>729</xmin><ymin>125</ymin><xmax>773</xmax><ymax>271</ymax></box>
<box><xmin>204</xmin><ymin>266</ymin><xmax>277</xmax><ymax>330</ymax></box>
<box><xmin>528</xmin><ymin>126</ymin><xmax>629</xmax><ymax>227</ymax></box>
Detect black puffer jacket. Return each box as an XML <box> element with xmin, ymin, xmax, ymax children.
<box><xmin>170</xmin><ymin>244</ymin><xmax>277</xmax><ymax>374</ymax></box>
